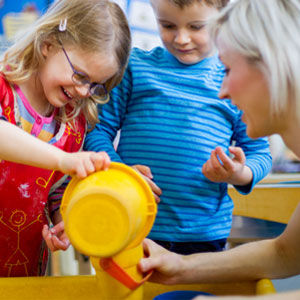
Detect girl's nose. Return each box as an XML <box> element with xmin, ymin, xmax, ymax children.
<box><xmin>74</xmin><ymin>84</ymin><xmax>90</xmax><ymax>98</ymax></box>
<box><xmin>174</xmin><ymin>29</ymin><xmax>191</xmax><ymax>45</ymax></box>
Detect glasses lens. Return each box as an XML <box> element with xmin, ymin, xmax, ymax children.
<box><xmin>72</xmin><ymin>72</ymin><xmax>89</xmax><ymax>85</ymax></box>
<box><xmin>90</xmin><ymin>84</ymin><xmax>107</xmax><ymax>97</ymax></box>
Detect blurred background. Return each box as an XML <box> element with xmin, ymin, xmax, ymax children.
<box><xmin>0</xmin><ymin>0</ymin><xmax>161</xmax><ymax>52</ymax></box>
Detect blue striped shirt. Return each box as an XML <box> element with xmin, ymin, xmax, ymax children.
<box><xmin>84</xmin><ymin>47</ymin><xmax>272</xmax><ymax>242</ymax></box>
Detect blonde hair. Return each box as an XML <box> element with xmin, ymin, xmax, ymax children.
<box><xmin>0</xmin><ymin>0</ymin><xmax>131</xmax><ymax>128</ymax></box>
<box><xmin>209</xmin><ymin>0</ymin><xmax>300</xmax><ymax>120</ymax></box>
<box><xmin>166</xmin><ymin>0</ymin><xmax>229</xmax><ymax>10</ymax></box>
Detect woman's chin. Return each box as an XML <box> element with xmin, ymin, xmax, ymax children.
<box><xmin>246</xmin><ymin>127</ymin><xmax>263</xmax><ymax>139</ymax></box>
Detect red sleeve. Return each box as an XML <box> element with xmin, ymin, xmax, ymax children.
<box><xmin>0</xmin><ymin>74</ymin><xmax>15</xmax><ymax>122</ymax></box>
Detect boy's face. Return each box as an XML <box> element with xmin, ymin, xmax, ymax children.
<box><xmin>151</xmin><ymin>0</ymin><xmax>218</xmax><ymax>65</ymax></box>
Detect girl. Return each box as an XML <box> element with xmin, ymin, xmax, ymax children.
<box><xmin>0</xmin><ymin>0</ymin><xmax>131</xmax><ymax>277</ymax></box>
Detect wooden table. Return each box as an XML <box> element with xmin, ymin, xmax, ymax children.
<box><xmin>228</xmin><ymin>173</ymin><xmax>300</xmax><ymax>245</ymax></box>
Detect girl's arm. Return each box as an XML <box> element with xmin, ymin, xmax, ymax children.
<box><xmin>0</xmin><ymin>120</ymin><xmax>110</xmax><ymax>178</ymax></box>
<box><xmin>42</xmin><ymin>210</ymin><xmax>69</xmax><ymax>252</ymax></box>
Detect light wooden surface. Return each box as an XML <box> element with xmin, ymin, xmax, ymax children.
<box><xmin>0</xmin><ymin>275</ymin><xmax>275</xmax><ymax>299</ymax></box>
<box><xmin>228</xmin><ymin>173</ymin><xmax>300</xmax><ymax>247</ymax></box>
<box><xmin>259</xmin><ymin>173</ymin><xmax>300</xmax><ymax>184</ymax></box>
<box><xmin>229</xmin><ymin>174</ymin><xmax>300</xmax><ymax>224</ymax></box>
<box><xmin>144</xmin><ymin>278</ymin><xmax>276</xmax><ymax>299</ymax></box>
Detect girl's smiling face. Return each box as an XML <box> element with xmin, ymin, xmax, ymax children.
<box><xmin>217</xmin><ymin>37</ymin><xmax>286</xmax><ymax>139</ymax></box>
<box><xmin>38</xmin><ymin>42</ymin><xmax>118</xmax><ymax>110</ymax></box>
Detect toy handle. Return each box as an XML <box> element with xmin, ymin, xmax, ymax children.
<box><xmin>99</xmin><ymin>257</ymin><xmax>153</xmax><ymax>290</ymax></box>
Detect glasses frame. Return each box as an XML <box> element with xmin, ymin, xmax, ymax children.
<box><xmin>59</xmin><ymin>41</ymin><xmax>108</xmax><ymax>100</ymax></box>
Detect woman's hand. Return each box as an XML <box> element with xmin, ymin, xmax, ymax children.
<box><xmin>139</xmin><ymin>239</ymin><xmax>186</xmax><ymax>285</ymax></box>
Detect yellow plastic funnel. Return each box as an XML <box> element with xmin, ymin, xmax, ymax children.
<box><xmin>61</xmin><ymin>162</ymin><xmax>157</xmax><ymax>257</ymax></box>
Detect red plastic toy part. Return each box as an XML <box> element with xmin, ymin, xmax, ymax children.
<box><xmin>99</xmin><ymin>257</ymin><xmax>153</xmax><ymax>290</ymax></box>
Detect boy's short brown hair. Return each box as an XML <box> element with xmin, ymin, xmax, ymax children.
<box><xmin>168</xmin><ymin>0</ymin><xmax>229</xmax><ymax>10</ymax></box>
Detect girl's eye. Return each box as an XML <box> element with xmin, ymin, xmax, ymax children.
<box><xmin>224</xmin><ymin>68</ymin><xmax>230</xmax><ymax>75</ymax></box>
<box><xmin>161</xmin><ymin>23</ymin><xmax>175</xmax><ymax>29</ymax></box>
<box><xmin>73</xmin><ymin>72</ymin><xmax>89</xmax><ymax>83</ymax></box>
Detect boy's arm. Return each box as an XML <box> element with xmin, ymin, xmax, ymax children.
<box><xmin>84</xmin><ymin>68</ymin><xmax>132</xmax><ymax>162</ymax></box>
<box><xmin>231</xmin><ymin>113</ymin><xmax>272</xmax><ymax>194</ymax></box>
<box><xmin>202</xmin><ymin>145</ymin><xmax>253</xmax><ymax>186</ymax></box>
<box><xmin>202</xmin><ymin>112</ymin><xmax>271</xmax><ymax>192</ymax></box>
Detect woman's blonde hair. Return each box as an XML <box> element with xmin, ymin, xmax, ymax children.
<box><xmin>0</xmin><ymin>0</ymin><xmax>131</xmax><ymax>128</ymax></box>
<box><xmin>209</xmin><ymin>0</ymin><xmax>300</xmax><ymax>120</ymax></box>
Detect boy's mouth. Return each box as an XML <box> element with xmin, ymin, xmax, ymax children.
<box><xmin>176</xmin><ymin>48</ymin><xmax>194</xmax><ymax>53</ymax></box>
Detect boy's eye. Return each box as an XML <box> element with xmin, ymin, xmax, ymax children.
<box><xmin>224</xmin><ymin>68</ymin><xmax>230</xmax><ymax>75</ymax></box>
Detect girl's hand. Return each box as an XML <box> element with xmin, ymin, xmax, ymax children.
<box><xmin>132</xmin><ymin>164</ymin><xmax>162</xmax><ymax>203</ymax></box>
<box><xmin>58</xmin><ymin>151</ymin><xmax>110</xmax><ymax>179</ymax></box>
<box><xmin>202</xmin><ymin>146</ymin><xmax>252</xmax><ymax>186</ymax></box>
<box><xmin>42</xmin><ymin>221</ymin><xmax>70</xmax><ymax>251</ymax></box>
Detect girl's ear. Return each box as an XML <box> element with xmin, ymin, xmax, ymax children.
<box><xmin>41</xmin><ymin>41</ymin><xmax>54</xmax><ymax>58</ymax></box>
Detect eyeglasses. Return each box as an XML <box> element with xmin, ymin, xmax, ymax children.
<box><xmin>60</xmin><ymin>42</ymin><xmax>108</xmax><ymax>101</ymax></box>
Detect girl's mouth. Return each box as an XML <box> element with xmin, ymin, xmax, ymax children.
<box><xmin>62</xmin><ymin>87</ymin><xmax>73</xmax><ymax>101</ymax></box>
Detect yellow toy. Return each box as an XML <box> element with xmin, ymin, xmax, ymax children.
<box><xmin>61</xmin><ymin>162</ymin><xmax>157</xmax><ymax>299</ymax></box>
<box><xmin>0</xmin><ymin>162</ymin><xmax>277</xmax><ymax>299</ymax></box>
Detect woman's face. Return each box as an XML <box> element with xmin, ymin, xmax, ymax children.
<box><xmin>217</xmin><ymin>38</ymin><xmax>279</xmax><ymax>139</ymax></box>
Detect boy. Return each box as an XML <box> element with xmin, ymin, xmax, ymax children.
<box><xmin>85</xmin><ymin>0</ymin><xmax>272</xmax><ymax>254</ymax></box>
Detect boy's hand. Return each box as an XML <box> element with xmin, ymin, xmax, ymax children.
<box><xmin>202</xmin><ymin>146</ymin><xmax>252</xmax><ymax>186</ymax></box>
<box><xmin>58</xmin><ymin>151</ymin><xmax>110</xmax><ymax>179</ymax></box>
<box><xmin>132</xmin><ymin>164</ymin><xmax>162</xmax><ymax>203</ymax></box>
<box><xmin>42</xmin><ymin>221</ymin><xmax>70</xmax><ymax>251</ymax></box>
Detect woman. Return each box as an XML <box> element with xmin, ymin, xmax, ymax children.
<box><xmin>139</xmin><ymin>0</ymin><xmax>300</xmax><ymax>299</ymax></box>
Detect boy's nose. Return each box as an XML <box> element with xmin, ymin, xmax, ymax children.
<box><xmin>174</xmin><ymin>30</ymin><xmax>191</xmax><ymax>44</ymax></box>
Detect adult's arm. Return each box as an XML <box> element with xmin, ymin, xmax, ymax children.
<box><xmin>139</xmin><ymin>204</ymin><xmax>300</xmax><ymax>285</ymax></box>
